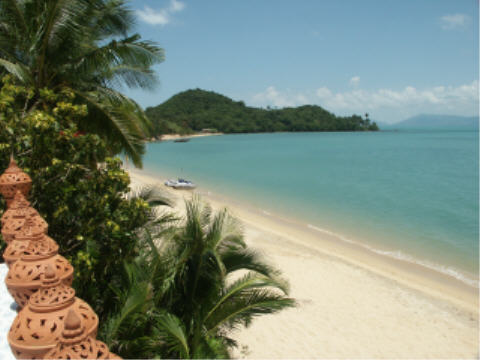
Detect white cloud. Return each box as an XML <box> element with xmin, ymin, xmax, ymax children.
<box><xmin>137</xmin><ymin>6</ymin><xmax>169</xmax><ymax>25</ymax></box>
<box><xmin>137</xmin><ymin>0</ymin><xmax>185</xmax><ymax>26</ymax></box>
<box><xmin>316</xmin><ymin>87</ymin><xmax>332</xmax><ymax>98</ymax></box>
<box><xmin>250</xmin><ymin>81</ymin><xmax>479</xmax><ymax>123</ymax></box>
<box><xmin>169</xmin><ymin>0</ymin><xmax>185</xmax><ymax>12</ymax></box>
<box><xmin>252</xmin><ymin>86</ymin><xmax>310</xmax><ymax>108</ymax></box>
<box><xmin>440</xmin><ymin>14</ymin><xmax>469</xmax><ymax>30</ymax></box>
<box><xmin>349</xmin><ymin>76</ymin><xmax>360</xmax><ymax>87</ymax></box>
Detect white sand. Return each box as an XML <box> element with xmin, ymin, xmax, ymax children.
<box><xmin>155</xmin><ymin>132</ymin><xmax>223</xmax><ymax>141</ymax></box>
<box><xmin>129</xmin><ymin>170</ymin><xmax>479</xmax><ymax>358</ymax></box>
<box><xmin>0</xmin><ymin>263</ymin><xmax>17</xmax><ymax>360</ymax></box>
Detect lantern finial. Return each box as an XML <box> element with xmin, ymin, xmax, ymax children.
<box><xmin>65</xmin><ymin>309</ymin><xmax>82</xmax><ymax>332</ymax></box>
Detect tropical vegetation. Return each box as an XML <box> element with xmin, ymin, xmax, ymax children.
<box><xmin>102</xmin><ymin>199</ymin><xmax>294</xmax><ymax>358</ymax></box>
<box><xmin>0</xmin><ymin>78</ymin><xmax>294</xmax><ymax>358</ymax></box>
<box><xmin>0</xmin><ymin>77</ymin><xmax>153</xmax><ymax>317</ymax></box>
<box><xmin>0</xmin><ymin>0</ymin><xmax>164</xmax><ymax>166</ymax></box>
<box><xmin>146</xmin><ymin>88</ymin><xmax>379</xmax><ymax>135</ymax></box>
<box><xmin>0</xmin><ymin>1</ymin><xmax>296</xmax><ymax>358</ymax></box>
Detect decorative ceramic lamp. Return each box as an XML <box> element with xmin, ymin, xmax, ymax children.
<box><xmin>5</xmin><ymin>237</ymin><xmax>73</xmax><ymax>308</ymax></box>
<box><xmin>8</xmin><ymin>265</ymin><xmax>98</xmax><ymax>360</ymax></box>
<box><xmin>1</xmin><ymin>190</ymin><xmax>38</xmax><ymax>227</ymax></box>
<box><xmin>42</xmin><ymin>309</ymin><xmax>121</xmax><ymax>360</ymax></box>
<box><xmin>0</xmin><ymin>156</ymin><xmax>32</xmax><ymax>207</ymax></box>
<box><xmin>3</xmin><ymin>216</ymin><xmax>54</xmax><ymax>267</ymax></box>
<box><xmin>1</xmin><ymin>192</ymin><xmax>48</xmax><ymax>246</ymax></box>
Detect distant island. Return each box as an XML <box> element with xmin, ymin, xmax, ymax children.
<box><xmin>384</xmin><ymin>114</ymin><xmax>479</xmax><ymax>129</ymax></box>
<box><xmin>145</xmin><ymin>89</ymin><xmax>379</xmax><ymax>136</ymax></box>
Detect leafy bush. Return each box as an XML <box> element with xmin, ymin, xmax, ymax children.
<box><xmin>0</xmin><ymin>77</ymin><xmax>150</xmax><ymax>318</ymax></box>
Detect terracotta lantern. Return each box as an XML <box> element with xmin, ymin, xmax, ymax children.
<box><xmin>1</xmin><ymin>190</ymin><xmax>36</xmax><ymax>226</ymax></box>
<box><xmin>1</xmin><ymin>192</ymin><xmax>48</xmax><ymax>245</ymax></box>
<box><xmin>42</xmin><ymin>309</ymin><xmax>121</xmax><ymax>360</ymax></box>
<box><xmin>5</xmin><ymin>237</ymin><xmax>73</xmax><ymax>308</ymax></box>
<box><xmin>8</xmin><ymin>265</ymin><xmax>99</xmax><ymax>360</ymax></box>
<box><xmin>0</xmin><ymin>156</ymin><xmax>32</xmax><ymax>207</ymax></box>
<box><xmin>3</xmin><ymin>214</ymin><xmax>53</xmax><ymax>267</ymax></box>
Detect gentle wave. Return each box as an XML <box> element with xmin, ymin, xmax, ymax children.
<box><xmin>307</xmin><ymin>224</ymin><xmax>479</xmax><ymax>288</ymax></box>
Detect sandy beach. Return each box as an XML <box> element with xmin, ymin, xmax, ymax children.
<box><xmin>153</xmin><ymin>132</ymin><xmax>223</xmax><ymax>142</ymax></box>
<box><xmin>129</xmin><ymin>169</ymin><xmax>479</xmax><ymax>359</ymax></box>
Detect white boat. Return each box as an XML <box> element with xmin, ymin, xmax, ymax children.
<box><xmin>164</xmin><ymin>179</ymin><xmax>177</xmax><ymax>187</ymax></box>
<box><xmin>164</xmin><ymin>178</ymin><xmax>196</xmax><ymax>190</ymax></box>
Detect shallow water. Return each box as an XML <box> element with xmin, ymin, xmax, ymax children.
<box><xmin>142</xmin><ymin>129</ymin><xmax>479</xmax><ymax>286</ymax></box>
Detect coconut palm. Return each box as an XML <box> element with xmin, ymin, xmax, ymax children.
<box><xmin>0</xmin><ymin>0</ymin><xmax>164</xmax><ymax>166</ymax></box>
<box><xmin>103</xmin><ymin>198</ymin><xmax>295</xmax><ymax>359</ymax></box>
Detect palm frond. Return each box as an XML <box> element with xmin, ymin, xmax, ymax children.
<box><xmin>221</xmin><ymin>247</ymin><xmax>280</xmax><ymax>278</ymax></box>
<box><xmin>71</xmin><ymin>88</ymin><xmax>146</xmax><ymax>167</ymax></box>
<box><xmin>151</xmin><ymin>311</ymin><xmax>190</xmax><ymax>359</ymax></box>
<box><xmin>0</xmin><ymin>58</ymin><xmax>32</xmax><ymax>84</ymax></box>
<box><xmin>0</xmin><ymin>0</ymin><xmax>164</xmax><ymax>166</ymax></box>
<box><xmin>102</xmin><ymin>278</ymin><xmax>152</xmax><ymax>346</ymax></box>
<box><xmin>206</xmin><ymin>287</ymin><xmax>295</xmax><ymax>333</ymax></box>
<box><xmin>127</xmin><ymin>183</ymin><xmax>173</xmax><ymax>207</ymax></box>
<box><xmin>205</xmin><ymin>272</ymin><xmax>291</xmax><ymax>325</ymax></box>
<box><xmin>0</xmin><ymin>0</ymin><xmax>27</xmax><ymax>33</ymax></box>
<box><xmin>89</xmin><ymin>0</ymin><xmax>134</xmax><ymax>38</ymax></box>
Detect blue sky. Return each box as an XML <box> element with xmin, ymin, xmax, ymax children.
<box><xmin>124</xmin><ymin>0</ymin><xmax>478</xmax><ymax>123</ymax></box>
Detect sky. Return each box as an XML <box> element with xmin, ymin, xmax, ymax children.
<box><xmin>124</xmin><ymin>0</ymin><xmax>479</xmax><ymax>123</ymax></box>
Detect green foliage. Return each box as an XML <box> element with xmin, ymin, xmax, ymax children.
<box><xmin>0</xmin><ymin>0</ymin><xmax>165</xmax><ymax>166</ymax></box>
<box><xmin>0</xmin><ymin>77</ymin><xmax>151</xmax><ymax>318</ymax></box>
<box><xmin>103</xmin><ymin>198</ymin><xmax>295</xmax><ymax>359</ymax></box>
<box><xmin>146</xmin><ymin>88</ymin><xmax>380</xmax><ymax>135</ymax></box>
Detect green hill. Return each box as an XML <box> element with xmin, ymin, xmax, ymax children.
<box><xmin>145</xmin><ymin>89</ymin><xmax>379</xmax><ymax>135</ymax></box>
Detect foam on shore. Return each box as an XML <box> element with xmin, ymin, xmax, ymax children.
<box><xmin>305</xmin><ymin>223</ymin><xmax>479</xmax><ymax>288</ymax></box>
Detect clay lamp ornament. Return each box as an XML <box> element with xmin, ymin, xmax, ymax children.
<box><xmin>3</xmin><ymin>215</ymin><xmax>53</xmax><ymax>267</ymax></box>
<box><xmin>8</xmin><ymin>265</ymin><xmax>99</xmax><ymax>360</ymax></box>
<box><xmin>1</xmin><ymin>190</ymin><xmax>37</xmax><ymax>227</ymax></box>
<box><xmin>5</xmin><ymin>236</ymin><xmax>73</xmax><ymax>308</ymax></box>
<box><xmin>0</xmin><ymin>156</ymin><xmax>32</xmax><ymax>207</ymax></box>
<box><xmin>42</xmin><ymin>309</ymin><xmax>121</xmax><ymax>360</ymax></box>
<box><xmin>1</xmin><ymin>191</ymin><xmax>48</xmax><ymax>246</ymax></box>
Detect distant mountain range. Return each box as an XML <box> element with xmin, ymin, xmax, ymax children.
<box><xmin>384</xmin><ymin>114</ymin><xmax>479</xmax><ymax>129</ymax></box>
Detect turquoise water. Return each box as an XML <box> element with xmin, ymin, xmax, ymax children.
<box><xmin>142</xmin><ymin>130</ymin><xmax>479</xmax><ymax>286</ymax></box>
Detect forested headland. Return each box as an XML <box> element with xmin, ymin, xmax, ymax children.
<box><xmin>146</xmin><ymin>89</ymin><xmax>379</xmax><ymax>135</ymax></box>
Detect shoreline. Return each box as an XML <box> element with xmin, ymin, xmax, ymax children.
<box><xmin>151</xmin><ymin>132</ymin><xmax>223</xmax><ymax>142</ymax></box>
<box><xmin>128</xmin><ymin>168</ymin><xmax>479</xmax><ymax>358</ymax></box>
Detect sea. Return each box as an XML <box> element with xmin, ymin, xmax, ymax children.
<box><xmin>141</xmin><ymin>129</ymin><xmax>479</xmax><ymax>287</ymax></box>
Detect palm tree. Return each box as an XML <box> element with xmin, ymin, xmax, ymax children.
<box><xmin>103</xmin><ymin>198</ymin><xmax>295</xmax><ymax>359</ymax></box>
<box><xmin>0</xmin><ymin>0</ymin><xmax>164</xmax><ymax>166</ymax></box>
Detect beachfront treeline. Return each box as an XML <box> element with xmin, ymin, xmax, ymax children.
<box><xmin>146</xmin><ymin>89</ymin><xmax>379</xmax><ymax>135</ymax></box>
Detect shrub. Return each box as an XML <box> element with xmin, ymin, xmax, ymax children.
<box><xmin>0</xmin><ymin>76</ymin><xmax>150</xmax><ymax>318</ymax></box>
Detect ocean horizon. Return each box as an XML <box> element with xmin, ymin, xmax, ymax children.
<box><xmin>140</xmin><ymin>128</ymin><xmax>479</xmax><ymax>287</ymax></box>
